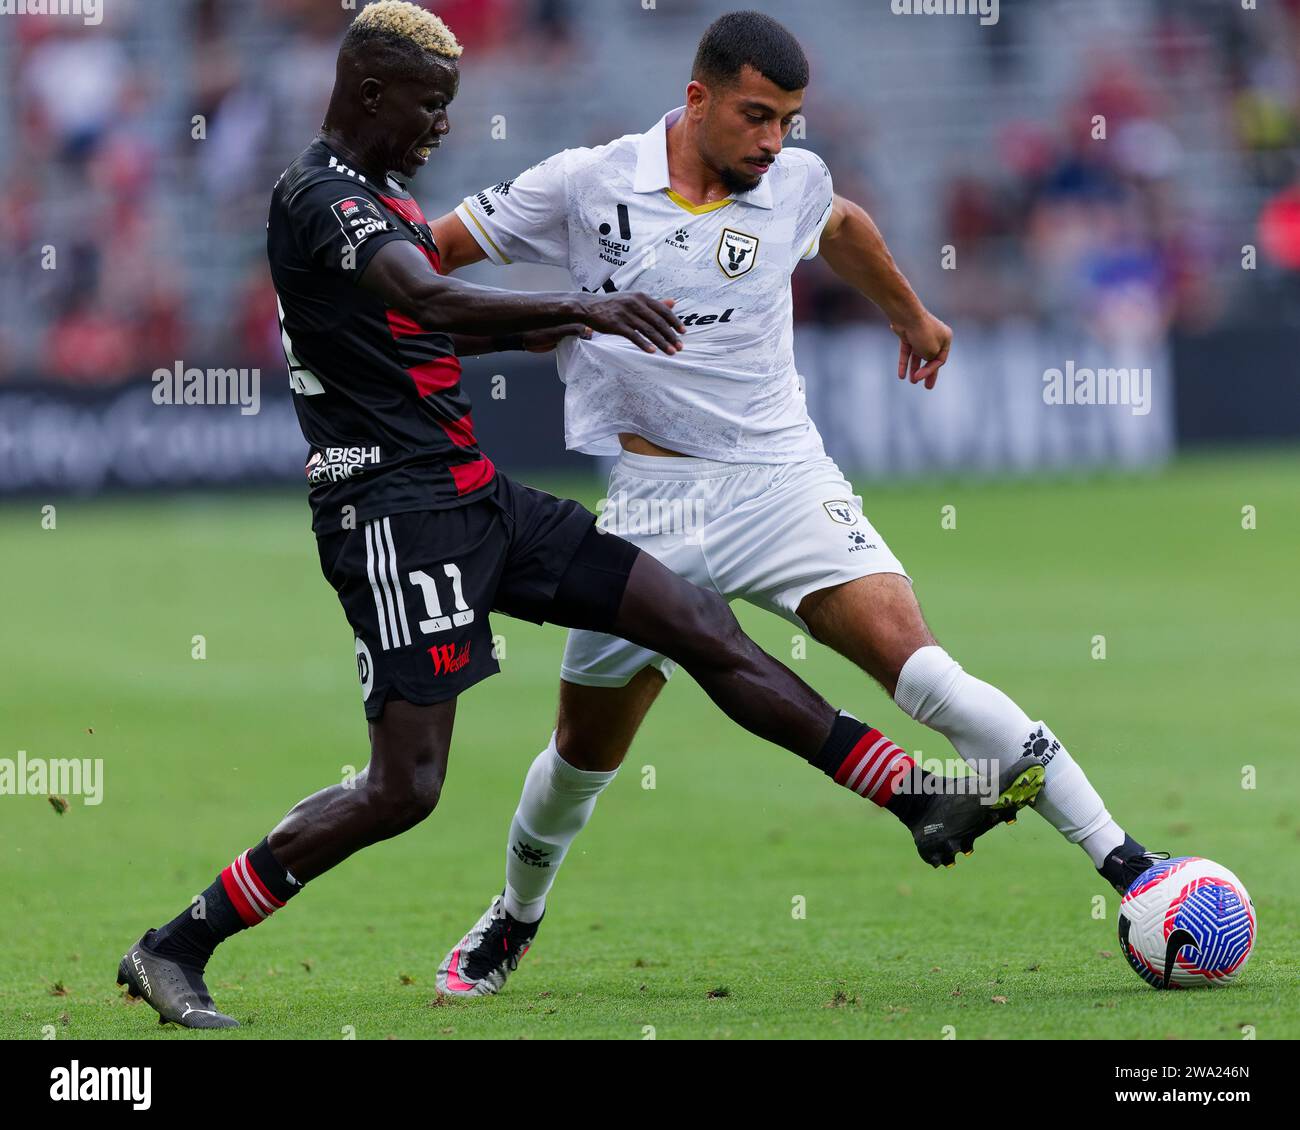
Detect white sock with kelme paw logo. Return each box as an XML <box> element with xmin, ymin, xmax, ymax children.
<box><xmin>893</xmin><ymin>645</ymin><xmax>1125</xmax><ymax>867</ymax></box>
<box><xmin>502</xmin><ymin>732</ymin><xmax>618</xmax><ymax>924</ymax></box>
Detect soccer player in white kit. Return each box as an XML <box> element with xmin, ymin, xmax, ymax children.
<box><xmin>430</xmin><ymin>11</ymin><xmax>1161</xmax><ymax>995</ymax></box>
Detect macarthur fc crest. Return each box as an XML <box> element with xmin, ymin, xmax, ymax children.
<box><xmin>717</xmin><ymin>228</ymin><xmax>759</xmax><ymax>278</ymax></box>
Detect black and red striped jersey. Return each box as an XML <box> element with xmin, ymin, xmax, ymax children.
<box><xmin>267</xmin><ymin>138</ymin><xmax>495</xmax><ymax>533</ymax></box>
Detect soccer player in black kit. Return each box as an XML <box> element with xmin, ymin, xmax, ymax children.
<box><xmin>116</xmin><ymin>1</ymin><xmax>1040</xmax><ymax>1028</ymax></box>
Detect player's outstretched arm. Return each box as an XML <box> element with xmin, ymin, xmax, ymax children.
<box><xmin>450</xmin><ymin>324</ymin><xmax>595</xmax><ymax>358</ymax></box>
<box><xmin>422</xmin><ymin>212</ymin><xmax>572</xmax><ymax>355</ymax></box>
<box><xmin>819</xmin><ymin>194</ymin><xmax>952</xmax><ymax>390</ymax></box>
<box><xmin>429</xmin><ymin>211</ymin><xmax>488</xmax><ymax>273</ymax></box>
<box><xmin>359</xmin><ymin>239</ymin><xmax>685</xmax><ymax>353</ymax></box>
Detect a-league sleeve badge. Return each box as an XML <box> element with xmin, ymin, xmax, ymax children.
<box><xmin>330</xmin><ymin>196</ymin><xmax>392</xmax><ymax>249</ymax></box>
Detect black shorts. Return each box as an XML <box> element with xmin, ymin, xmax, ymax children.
<box><xmin>316</xmin><ymin>472</ymin><xmax>637</xmax><ymax>720</ymax></box>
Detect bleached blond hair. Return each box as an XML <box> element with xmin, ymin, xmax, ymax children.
<box><xmin>350</xmin><ymin>1</ymin><xmax>463</xmax><ymax>61</ymax></box>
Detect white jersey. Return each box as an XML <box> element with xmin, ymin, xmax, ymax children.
<box><xmin>455</xmin><ymin>106</ymin><xmax>835</xmax><ymax>462</ymax></box>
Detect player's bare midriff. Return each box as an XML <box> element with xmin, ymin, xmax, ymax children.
<box><xmin>619</xmin><ymin>432</ymin><xmax>688</xmax><ymax>457</ymax></box>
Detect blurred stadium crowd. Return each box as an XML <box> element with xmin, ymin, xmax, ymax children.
<box><xmin>1</xmin><ymin>0</ymin><xmax>1298</xmax><ymax>384</ymax></box>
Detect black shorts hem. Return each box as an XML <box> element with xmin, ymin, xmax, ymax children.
<box><xmin>543</xmin><ymin>524</ymin><xmax>641</xmax><ymax>633</ymax></box>
<box><xmin>363</xmin><ymin>663</ymin><xmax>498</xmax><ymax>721</ymax></box>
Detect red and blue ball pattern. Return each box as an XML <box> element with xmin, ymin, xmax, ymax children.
<box><xmin>1118</xmin><ymin>857</ymin><xmax>1256</xmax><ymax>989</ymax></box>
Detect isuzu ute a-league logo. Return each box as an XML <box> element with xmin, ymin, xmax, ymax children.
<box><xmin>717</xmin><ymin>228</ymin><xmax>759</xmax><ymax>278</ymax></box>
<box><xmin>597</xmin><ymin>204</ymin><xmax>634</xmax><ymax>267</ymax></box>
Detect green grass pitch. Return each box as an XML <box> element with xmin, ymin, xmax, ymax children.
<box><xmin>1</xmin><ymin>450</ymin><xmax>1296</xmax><ymax>1040</ymax></box>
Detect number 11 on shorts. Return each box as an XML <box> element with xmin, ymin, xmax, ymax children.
<box><xmin>408</xmin><ymin>564</ymin><xmax>474</xmax><ymax>634</ymax></box>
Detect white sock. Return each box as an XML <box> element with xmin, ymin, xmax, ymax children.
<box><xmin>893</xmin><ymin>645</ymin><xmax>1124</xmax><ymax>866</ymax></box>
<box><xmin>502</xmin><ymin>732</ymin><xmax>618</xmax><ymax>924</ymax></box>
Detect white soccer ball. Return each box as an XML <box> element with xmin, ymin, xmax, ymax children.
<box><xmin>1117</xmin><ymin>857</ymin><xmax>1256</xmax><ymax>989</ymax></box>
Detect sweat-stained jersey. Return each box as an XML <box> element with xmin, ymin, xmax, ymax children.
<box><xmin>455</xmin><ymin>106</ymin><xmax>835</xmax><ymax>463</ymax></box>
<box><xmin>268</xmin><ymin>138</ymin><xmax>495</xmax><ymax>534</ymax></box>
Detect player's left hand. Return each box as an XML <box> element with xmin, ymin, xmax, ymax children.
<box><xmin>890</xmin><ymin>311</ymin><xmax>952</xmax><ymax>390</ymax></box>
<box><xmin>523</xmin><ymin>325</ymin><xmax>594</xmax><ymax>353</ymax></box>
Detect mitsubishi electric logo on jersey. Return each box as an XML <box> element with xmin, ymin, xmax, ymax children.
<box><xmin>306</xmin><ymin>446</ymin><xmax>381</xmax><ymax>483</ymax></box>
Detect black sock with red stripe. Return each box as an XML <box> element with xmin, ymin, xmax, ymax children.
<box><xmin>812</xmin><ymin>712</ymin><xmax>930</xmax><ymax>822</ymax></box>
<box><xmin>149</xmin><ymin>839</ymin><xmax>302</xmax><ymax>969</ymax></box>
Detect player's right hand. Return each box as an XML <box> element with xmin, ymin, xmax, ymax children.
<box><xmin>578</xmin><ymin>293</ymin><xmax>686</xmax><ymax>355</ymax></box>
<box><xmin>890</xmin><ymin>309</ymin><xmax>952</xmax><ymax>390</ymax></box>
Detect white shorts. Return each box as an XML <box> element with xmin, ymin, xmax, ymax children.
<box><xmin>561</xmin><ymin>451</ymin><xmax>910</xmax><ymax>687</ymax></box>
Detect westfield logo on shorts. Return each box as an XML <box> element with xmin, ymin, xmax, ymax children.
<box><xmin>428</xmin><ymin>639</ymin><xmax>471</xmax><ymax>676</ymax></box>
